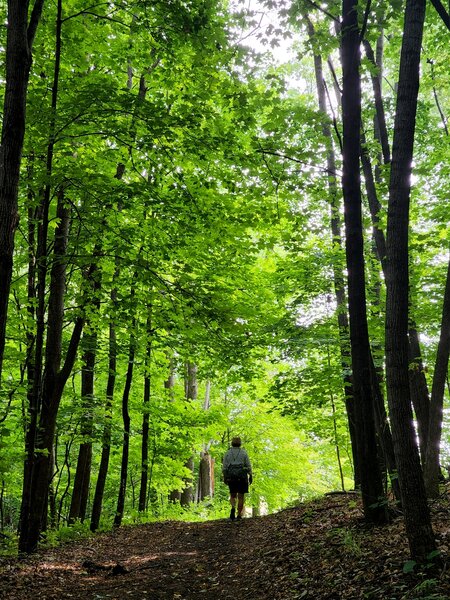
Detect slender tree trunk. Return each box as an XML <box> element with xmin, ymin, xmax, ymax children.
<box><xmin>90</xmin><ymin>311</ymin><xmax>117</xmax><ymax>532</ymax></box>
<box><xmin>114</xmin><ymin>318</ymin><xmax>136</xmax><ymax>527</ymax></box>
<box><xmin>0</xmin><ymin>0</ymin><xmax>45</xmax><ymax>380</ymax></box>
<box><xmin>139</xmin><ymin>309</ymin><xmax>152</xmax><ymax>513</ymax></box>
<box><xmin>341</xmin><ymin>0</ymin><xmax>387</xmax><ymax>523</ymax></box>
<box><xmin>424</xmin><ymin>257</ymin><xmax>450</xmax><ymax>496</ymax></box>
<box><xmin>180</xmin><ymin>362</ymin><xmax>197</xmax><ymax>507</ymax></box>
<box><xmin>408</xmin><ymin>326</ymin><xmax>430</xmax><ymax>462</ymax></box>
<box><xmin>48</xmin><ymin>445</ymin><xmax>57</xmax><ymax>529</ymax></box>
<box><xmin>68</xmin><ymin>254</ymin><xmax>101</xmax><ymax>523</ymax></box>
<box><xmin>385</xmin><ymin>0</ymin><xmax>437</xmax><ymax>562</ymax></box>
<box><xmin>198</xmin><ymin>381</ymin><xmax>213</xmax><ymax>500</ymax></box>
<box><xmin>166</xmin><ymin>356</ymin><xmax>181</xmax><ymax>503</ymax></box>
<box><xmin>68</xmin><ymin>331</ymin><xmax>97</xmax><ymax>523</ymax></box>
<box><xmin>307</xmin><ymin>20</ymin><xmax>359</xmax><ymax>487</ymax></box>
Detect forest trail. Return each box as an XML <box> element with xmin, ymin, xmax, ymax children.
<box><xmin>1</xmin><ymin>494</ymin><xmax>450</xmax><ymax>600</ymax></box>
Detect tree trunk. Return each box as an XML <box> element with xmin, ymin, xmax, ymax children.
<box><xmin>139</xmin><ymin>310</ymin><xmax>152</xmax><ymax>513</ymax></box>
<box><xmin>385</xmin><ymin>0</ymin><xmax>437</xmax><ymax>561</ymax></box>
<box><xmin>363</xmin><ymin>29</ymin><xmax>431</xmax><ymax>467</ymax></box>
<box><xmin>68</xmin><ymin>330</ymin><xmax>97</xmax><ymax>523</ymax></box>
<box><xmin>166</xmin><ymin>356</ymin><xmax>180</xmax><ymax>503</ymax></box>
<box><xmin>113</xmin><ymin>320</ymin><xmax>136</xmax><ymax>527</ymax></box>
<box><xmin>198</xmin><ymin>381</ymin><xmax>214</xmax><ymax>501</ymax></box>
<box><xmin>424</xmin><ymin>257</ymin><xmax>450</xmax><ymax>496</ymax></box>
<box><xmin>307</xmin><ymin>19</ymin><xmax>359</xmax><ymax>487</ymax></box>
<box><xmin>19</xmin><ymin>195</ymin><xmax>85</xmax><ymax>553</ymax></box>
<box><xmin>341</xmin><ymin>0</ymin><xmax>387</xmax><ymax>523</ymax></box>
<box><xmin>0</xmin><ymin>0</ymin><xmax>44</xmax><ymax>380</ymax></box>
<box><xmin>19</xmin><ymin>0</ymin><xmax>63</xmax><ymax>540</ymax></box>
<box><xmin>90</xmin><ymin>312</ymin><xmax>117</xmax><ymax>532</ymax></box>
<box><xmin>198</xmin><ymin>452</ymin><xmax>214</xmax><ymax>500</ymax></box>
<box><xmin>180</xmin><ymin>362</ymin><xmax>197</xmax><ymax>507</ymax></box>
<box><xmin>408</xmin><ymin>326</ymin><xmax>430</xmax><ymax>462</ymax></box>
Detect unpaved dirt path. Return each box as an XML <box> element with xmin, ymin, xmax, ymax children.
<box><xmin>1</xmin><ymin>517</ymin><xmax>285</xmax><ymax>600</ymax></box>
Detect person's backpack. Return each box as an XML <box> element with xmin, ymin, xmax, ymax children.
<box><xmin>224</xmin><ymin>449</ymin><xmax>248</xmax><ymax>480</ymax></box>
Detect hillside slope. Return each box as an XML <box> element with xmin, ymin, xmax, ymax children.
<box><xmin>1</xmin><ymin>494</ymin><xmax>450</xmax><ymax>599</ymax></box>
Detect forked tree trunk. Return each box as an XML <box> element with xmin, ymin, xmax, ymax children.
<box><xmin>19</xmin><ymin>196</ymin><xmax>85</xmax><ymax>553</ymax></box>
<box><xmin>385</xmin><ymin>0</ymin><xmax>437</xmax><ymax>562</ymax></box>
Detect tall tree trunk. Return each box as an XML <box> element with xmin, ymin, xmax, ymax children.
<box><xmin>408</xmin><ymin>326</ymin><xmax>430</xmax><ymax>462</ymax></box>
<box><xmin>307</xmin><ymin>18</ymin><xmax>360</xmax><ymax>488</ymax></box>
<box><xmin>90</xmin><ymin>310</ymin><xmax>117</xmax><ymax>532</ymax></box>
<box><xmin>68</xmin><ymin>328</ymin><xmax>98</xmax><ymax>523</ymax></box>
<box><xmin>341</xmin><ymin>0</ymin><xmax>387</xmax><ymax>523</ymax></box>
<box><xmin>19</xmin><ymin>0</ymin><xmax>63</xmax><ymax>540</ymax></box>
<box><xmin>139</xmin><ymin>309</ymin><xmax>152</xmax><ymax>513</ymax></box>
<box><xmin>19</xmin><ymin>194</ymin><xmax>85</xmax><ymax>553</ymax></box>
<box><xmin>180</xmin><ymin>362</ymin><xmax>197</xmax><ymax>507</ymax></box>
<box><xmin>68</xmin><ymin>254</ymin><xmax>101</xmax><ymax>524</ymax></box>
<box><xmin>0</xmin><ymin>0</ymin><xmax>45</xmax><ymax>380</ymax></box>
<box><xmin>424</xmin><ymin>257</ymin><xmax>450</xmax><ymax>496</ymax></box>
<box><xmin>198</xmin><ymin>381</ymin><xmax>214</xmax><ymax>501</ymax></box>
<box><xmin>166</xmin><ymin>356</ymin><xmax>181</xmax><ymax>503</ymax></box>
<box><xmin>113</xmin><ymin>317</ymin><xmax>136</xmax><ymax>527</ymax></box>
<box><xmin>364</xmin><ymin>33</ymin><xmax>431</xmax><ymax>456</ymax></box>
<box><xmin>385</xmin><ymin>0</ymin><xmax>437</xmax><ymax>561</ymax></box>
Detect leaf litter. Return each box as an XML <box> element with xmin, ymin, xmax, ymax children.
<box><xmin>1</xmin><ymin>493</ymin><xmax>450</xmax><ymax>599</ymax></box>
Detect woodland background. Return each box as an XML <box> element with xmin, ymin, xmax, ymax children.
<box><xmin>0</xmin><ymin>0</ymin><xmax>448</xmax><ymax>562</ymax></box>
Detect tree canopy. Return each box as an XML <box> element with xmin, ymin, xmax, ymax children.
<box><xmin>0</xmin><ymin>0</ymin><xmax>449</xmax><ymax>563</ymax></box>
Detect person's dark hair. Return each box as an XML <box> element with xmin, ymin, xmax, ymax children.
<box><xmin>231</xmin><ymin>436</ymin><xmax>241</xmax><ymax>447</ymax></box>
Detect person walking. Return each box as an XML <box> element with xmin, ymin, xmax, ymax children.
<box><xmin>222</xmin><ymin>437</ymin><xmax>253</xmax><ymax>520</ymax></box>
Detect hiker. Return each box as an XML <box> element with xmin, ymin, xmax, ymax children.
<box><xmin>222</xmin><ymin>436</ymin><xmax>253</xmax><ymax>520</ymax></box>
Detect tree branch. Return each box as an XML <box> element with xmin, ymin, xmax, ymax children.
<box><xmin>430</xmin><ymin>0</ymin><xmax>450</xmax><ymax>30</ymax></box>
<box><xmin>27</xmin><ymin>0</ymin><xmax>45</xmax><ymax>48</ymax></box>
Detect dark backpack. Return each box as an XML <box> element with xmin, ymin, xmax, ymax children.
<box><xmin>224</xmin><ymin>450</ymin><xmax>247</xmax><ymax>480</ymax></box>
<box><xmin>225</xmin><ymin>463</ymin><xmax>247</xmax><ymax>480</ymax></box>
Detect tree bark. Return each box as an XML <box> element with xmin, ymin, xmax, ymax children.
<box><xmin>90</xmin><ymin>310</ymin><xmax>117</xmax><ymax>532</ymax></box>
<box><xmin>198</xmin><ymin>381</ymin><xmax>214</xmax><ymax>501</ymax></box>
<box><xmin>308</xmin><ymin>18</ymin><xmax>360</xmax><ymax>488</ymax></box>
<box><xmin>19</xmin><ymin>194</ymin><xmax>85</xmax><ymax>553</ymax></box>
<box><xmin>113</xmin><ymin>317</ymin><xmax>136</xmax><ymax>527</ymax></box>
<box><xmin>139</xmin><ymin>309</ymin><xmax>152</xmax><ymax>513</ymax></box>
<box><xmin>385</xmin><ymin>0</ymin><xmax>437</xmax><ymax>561</ymax></box>
<box><xmin>341</xmin><ymin>0</ymin><xmax>387</xmax><ymax>523</ymax></box>
<box><xmin>0</xmin><ymin>0</ymin><xmax>45</xmax><ymax>380</ymax></box>
<box><xmin>408</xmin><ymin>326</ymin><xmax>430</xmax><ymax>462</ymax></box>
<box><xmin>424</xmin><ymin>257</ymin><xmax>450</xmax><ymax>496</ymax></box>
<box><xmin>180</xmin><ymin>362</ymin><xmax>197</xmax><ymax>507</ymax></box>
<box><xmin>68</xmin><ymin>327</ymin><xmax>98</xmax><ymax>523</ymax></box>
<box><xmin>363</xmin><ymin>30</ymin><xmax>431</xmax><ymax>464</ymax></box>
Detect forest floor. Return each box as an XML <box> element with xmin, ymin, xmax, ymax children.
<box><xmin>1</xmin><ymin>493</ymin><xmax>450</xmax><ymax>600</ymax></box>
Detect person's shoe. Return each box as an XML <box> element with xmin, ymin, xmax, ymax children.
<box><xmin>230</xmin><ymin>508</ymin><xmax>236</xmax><ymax>520</ymax></box>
